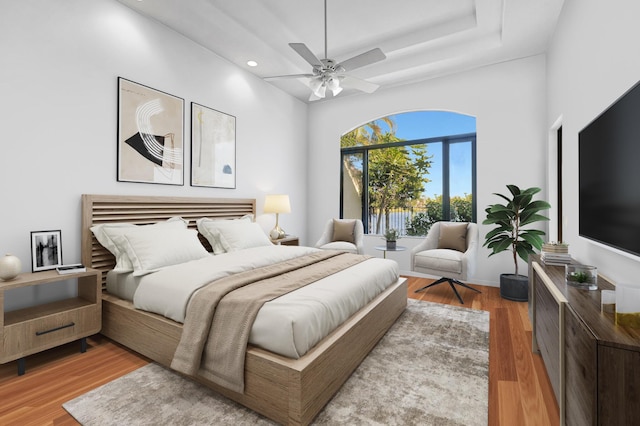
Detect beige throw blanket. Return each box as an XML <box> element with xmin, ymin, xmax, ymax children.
<box><xmin>171</xmin><ymin>250</ymin><xmax>370</xmax><ymax>393</ymax></box>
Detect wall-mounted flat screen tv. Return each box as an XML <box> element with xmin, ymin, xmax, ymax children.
<box><xmin>579</xmin><ymin>79</ymin><xmax>640</xmax><ymax>258</ymax></box>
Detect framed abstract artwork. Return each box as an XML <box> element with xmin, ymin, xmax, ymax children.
<box><xmin>30</xmin><ymin>230</ymin><xmax>62</xmax><ymax>272</ymax></box>
<box><xmin>117</xmin><ymin>77</ymin><xmax>184</xmax><ymax>185</ymax></box>
<box><xmin>191</xmin><ymin>102</ymin><xmax>236</xmax><ymax>189</ymax></box>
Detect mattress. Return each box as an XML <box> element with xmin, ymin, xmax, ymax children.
<box><xmin>106</xmin><ymin>245</ymin><xmax>399</xmax><ymax>359</ymax></box>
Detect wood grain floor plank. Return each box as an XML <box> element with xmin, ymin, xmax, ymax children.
<box><xmin>532</xmin><ymin>347</ymin><xmax>561</xmax><ymax>425</ymax></box>
<box><xmin>518</xmin><ymin>300</ymin><xmax>533</xmax><ymax>332</ymax></box>
<box><xmin>492</xmin><ymin>307</ymin><xmax>519</xmax><ymax>381</ymax></box>
<box><xmin>498</xmin><ymin>380</ymin><xmax>526</xmax><ymax>425</ymax></box>
<box><xmin>1</xmin><ymin>277</ymin><xmax>558</xmax><ymax>425</ymax></box>
<box><xmin>507</xmin><ymin>302</ymin><xmax>553</xmax><ymax>425</ymax></box>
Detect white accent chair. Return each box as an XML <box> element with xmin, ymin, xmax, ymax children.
<box><xmin>315</xmin><ymin>219</ymin><xmax>364</xmax><ymax>254</ymax></box>
<box><xmin>411</xmin><ymin>221</ymin><xmax>480</xmax><ymax>304</ymax></box>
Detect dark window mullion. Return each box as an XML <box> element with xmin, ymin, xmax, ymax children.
<box><xmin>471</xmin><ymin>136</ymin><xmax>477</xmax><ymax>223</ymax></box>
<box><xmin>442</xmin><ymin>139</ymin><xmax>451</xmax><ymax>221</ymax></box>
<box><xmin>362</xmin><ymin>149</ymin><xmax>369</xmax><ymax>234</ymax></box>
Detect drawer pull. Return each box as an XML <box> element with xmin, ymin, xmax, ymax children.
<box><xmin>35</xmin><ymin>322</ymin><xmax>75</xmax><ymax>336</ymax></box>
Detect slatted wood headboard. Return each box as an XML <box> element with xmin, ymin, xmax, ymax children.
<box><xmin>81</xmin><ymin>194</ymin><xmax>256</xmax><ymax>284</ymax></box>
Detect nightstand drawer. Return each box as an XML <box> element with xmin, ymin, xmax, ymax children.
<box><xmin>2</xmin><ymin>304</ymin><xmax>100</xmax><ymax>361</ymax></box>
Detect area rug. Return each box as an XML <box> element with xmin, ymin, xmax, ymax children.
<box><xmin>63</xmin><ymin>299</ymin><xmax>489</xmax><ymax>425</ymax></box>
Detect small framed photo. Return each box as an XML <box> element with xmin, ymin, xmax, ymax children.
<box><xmin>30</xmin><ymin>230</ymin><xmax>63</xmax><ymax>272</ymax></box>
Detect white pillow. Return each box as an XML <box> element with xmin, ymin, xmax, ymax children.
<box><xmin>90</xmin><ymin>217</ymin><xmax>188</xmax><ymax>272</ymax></box>
<box><xmin>113</xmin><ymin>228</ymin><xmax>209</xmax><ymax>276</ymax></box>
<box><xmin>197</xmin><ymin>215</ymin><xmax>254</xmax><ymax>255</ymax></box>
<box><xmin>197</xmin><ymin>217</ymin><xmax>271</xmax><ymax>254</ymax></box>
<box><xmin>217</xmin><ymin>221</ymin><xmax>273</xmax><ymax>253</ymax></box>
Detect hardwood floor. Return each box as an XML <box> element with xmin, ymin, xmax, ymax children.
<box><xmin>0</xmin><ymin>277</ymin><xmax>559</xmax><ymax>425</ymax></box>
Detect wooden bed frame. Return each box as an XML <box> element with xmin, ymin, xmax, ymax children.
<box><xmin>81</xmin><ymin>194</ymin><xmax>407</xmax><ymax>425</ymax></box>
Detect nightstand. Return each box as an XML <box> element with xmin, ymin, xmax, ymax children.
<box><xmin>272</xmin><ymin>235</ymin><xmax>299</xmax><ymax>246</ymax></box>
<box><xmin>0</xmin><ymin>268</ymin><xmax>102</xmax><ymax>375</ymax></box>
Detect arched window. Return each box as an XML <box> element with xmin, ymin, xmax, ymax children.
<box><xmin>340</xmin><ymin>111</ymin><xmax>476</xmax><ymax>236</ymax></box>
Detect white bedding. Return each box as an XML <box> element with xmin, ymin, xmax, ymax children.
<box><xmin>108</xmin><ymin>245</ymin><xmax>399</xmax><ymax>359</ymax></box>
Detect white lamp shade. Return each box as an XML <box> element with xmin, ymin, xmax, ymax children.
<box><xmin>264</xmin><ymin>194</ymin><xmax>291</xmax><ymax>214</ymax></box>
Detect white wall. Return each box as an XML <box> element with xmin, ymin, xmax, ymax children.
<box><xmin>0</xmin><ymin>0</ymin><xmax>308</xmax><ymax>309</ymax></box>
<box><xmin>308</xmin><ymin>55</ymin><xmax>548</xmax><ymax>285</ymax></box>
<box><xmin>546</xmin><ymin>0</ymin><xmax>640</xmax><ymax>285</ymax></box>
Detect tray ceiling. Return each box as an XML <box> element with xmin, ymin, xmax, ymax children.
<box><xmin>116</xmin><ymin>0</ymin><xmax>564</xmax><ymax>102</ymax></box>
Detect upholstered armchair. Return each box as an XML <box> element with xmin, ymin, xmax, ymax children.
<box><xmin>411</xmin><ymin>221</ymin><xmax>480</xmax><ymax>303</ymax></box>
<box><xmin>315</xmin><ymin>219</ymin><xmax>364</xmax><ymax>255</ymax></box>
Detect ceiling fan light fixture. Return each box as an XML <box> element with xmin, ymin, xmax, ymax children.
<box><xmin>327</xmin><ymin>77</ymin><xmax>342</xmax><ymax>96</ymax></box>
<box><xmin>313</xmin><ymin>83</ymin><xmax>327</xmax><ymax>98</ymax></box>
<box><xmin>308</xmin><ymin>77</ymin><xmax>321</xmax><ymax>91</ymax></box>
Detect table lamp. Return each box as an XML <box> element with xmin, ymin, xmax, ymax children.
<box><xmin>264</xmin><ymin>194</ymin><xmax>291</xmax><ymax>240</ymax></box>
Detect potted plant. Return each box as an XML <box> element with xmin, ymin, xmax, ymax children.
<box><xmin>383</xmin><ymin>228</ymin><xmax>400</xmax><ymax>250</ymax></box>
<box><xmin>483</xmin><ymin>185</ymin><xmax>551</xmax><ymax>301</ymax></box>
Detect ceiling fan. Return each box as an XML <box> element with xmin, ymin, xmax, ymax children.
<box><xmin>264</xmin><ymin>0</ymin><xmax>386</xmax><ymax>101</ymax></box>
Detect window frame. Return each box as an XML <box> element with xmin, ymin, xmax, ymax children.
<box><xmin>340</xmin><ymin>132</ymin><xmax>477</xmax><ymax>234</ymax></box>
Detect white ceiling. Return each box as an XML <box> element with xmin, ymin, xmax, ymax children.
<box><xmin>116</xmin><ymin>0</ymin><xmax>565</xmax><ymax>102</ymax></box>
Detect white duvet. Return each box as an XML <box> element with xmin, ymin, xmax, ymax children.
<box><xmin>118</xmin><ymin>245</ymin><xmax>399</xmax><ymax>359</ymax></box>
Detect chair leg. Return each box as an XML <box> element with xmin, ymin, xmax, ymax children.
<box><xmin>414</xmin><ymin>276</ymin><xmax>481</xmax><ymax>304</ymax></box>
<box><xmin>447</xmin><ymin>280</ymin><xmax>465</xmax><ymax>304</ymax></box>
<box><xmin>451</xmin><ymin>279</ymin><xmax>482</xmax><ymax>293</ymax></box>
<box><xmin>414</xmin><ymin>277</ymin><xmax>449</xmax><ymax>293</ymax></box>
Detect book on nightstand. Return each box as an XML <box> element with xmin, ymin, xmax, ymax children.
<box><xmin>56</xmin><ymin>263</ymin><xmax>87</xmax><ymax>274</ymax></box>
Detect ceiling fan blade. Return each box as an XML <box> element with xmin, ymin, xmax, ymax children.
<box><xmin>264</xmin><ymin>73</ymin><xmax>315</xmax><ymax>81</ymax></box>
<box><xmin>340</xmin><ymin>75</ymin><xmax>380</xmax><ymax>94</ymax></box>
<box><xmin>289</xmin><ymin>43</ymin><xmax>323</xmax><ymax>68</ymax></box>
<box><xmin>338</xmin><ymin>48</ymin><xmax>386</xmax><ymax>72</ymax></box>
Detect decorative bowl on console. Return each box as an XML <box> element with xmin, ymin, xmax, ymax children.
<box><xmin>565</xmin><ymin>264</ymin><xmax>598</xmax><ymax>290</ymax></box>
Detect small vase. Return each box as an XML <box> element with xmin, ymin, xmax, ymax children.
<box><xmin>386</xmin><ymin>240</ymin><xmax>396</xmax><ymax>250</ymax></box>
<box><xmin>0</xmin><ymin>254</ymin><xmax>22</xmax><ymax>281</ymax></box>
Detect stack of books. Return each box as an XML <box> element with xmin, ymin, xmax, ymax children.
<box><xmin>541</xmin><ymin>242</ymin><xmax>572</xmax><ymax>266</ymax></box>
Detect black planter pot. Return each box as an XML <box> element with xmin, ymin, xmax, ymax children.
<box><xmin>386</xmin><ymin>240</ymin><xmax>396</xmax><ymax>250</ymax></box>
<box><xmin>500</xmin><ymin>273</ymin><xmax>529</xmax><ymax>302</ymax></box>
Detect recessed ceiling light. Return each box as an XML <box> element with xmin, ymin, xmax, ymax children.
<box><xmin>247</xmin><ymin>60</ymin><xmax>258</xmax><ymax>67</ymax></box>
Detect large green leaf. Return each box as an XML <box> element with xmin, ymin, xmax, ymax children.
<box><xmin>484</xmin><ymin>227</ymin><xmax>509</xmax><ymax>240</ymax></box>
<box><xmin>492</xmin><ymin>238</ymin><xmax>513</xmax><ymax>253</ymax></box>
<box><xmin>520</xmin><ymin>201</ymin><xmax>552</xmax><ymax>222</ymax></box>
<box><xmin>488</xmin><ymin>204</ymin><xmax>513</xmax><ymax>213</ymax></box>
<box><xmin>520</xmin><ymin>232</ymin><xmax>545</xmax><ymax>249</ymax></box>
<box><xmin>520</xmin><ymin>213</ymin><xmax>550</xmax><ymax>227</ymax></box>
<box><xmin>516</xmin><ymin>243</ymin><xmax>534</xmax><ymax>262</ymax></box>
<box><xmin>493</xmin><ymin>192</ymin><xmax>513</xmax><ymax>204</ymax></box>
<box><xmin>484</xmin><ymin>210</ymin><xmax>513</xmax><ymax>224</ymax></box>
<box><xmin>522</xmin><ymin>187</ymin><xmax>542</xmax><ymax>196</ymax></box>
<box><xmin>522</xmin><ymin>228</ymin><xmax>546</xmax><ymax>236</ymax></box>
<box><xmin>523</xmin><ymin>200</ymin><xmax>552</xmax><ymax>211</ymax></box>
<box><xmin>506</xmin><ymin>185</ymin><xmax>521</xmax><ymax>197</ymax></box>
<box><xmin>512</xmin><ymin>193</ymin><xmax>533</xmax><ymax>209</ymax></box>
